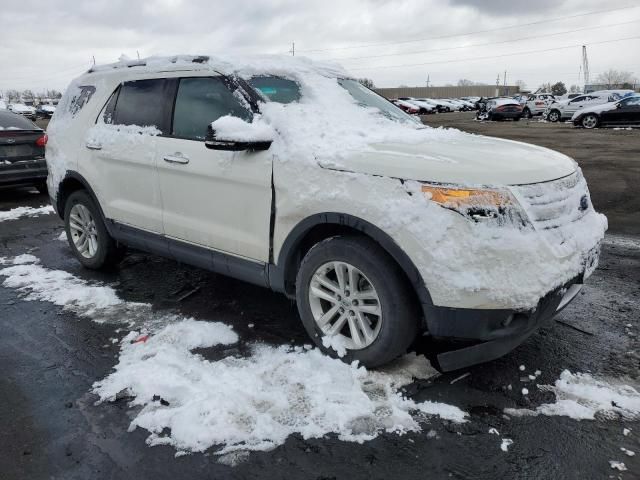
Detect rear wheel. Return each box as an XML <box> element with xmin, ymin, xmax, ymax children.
<box><xmin>582</xmin><ymin>113</ymin><xmax>599</xmax><ymax>129</ymax></box>
<box><xmin>296</xmin><ymin>235</ymin><xmax>420</xmax><ymax>368</ymax></box>
<box><xmin>64</xmin><ymin>190</ymin><xmax>125</xmax><ymax>269</ymax></box>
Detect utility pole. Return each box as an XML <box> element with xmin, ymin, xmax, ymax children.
<box><xmin>289</xmin><ymin>41</ymin><xmax>295</xmax><ymax>56</ymax></box>
<box><xmin>496</xmin><ymin>73</ymin><xmax>500</xmax><ymax>96</ymax></box>
<box><xmin>426</xmin><ymin>74</ymin><xmax>430</xmax><ymax>88</ymax></box>
<box><xmin>582</xmin><ymin>45</ymin><xmax>590</xmax><ymax>89</ymax></box>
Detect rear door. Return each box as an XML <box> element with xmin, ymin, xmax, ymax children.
<box><xmin>155</xmin><ymin>76</ymin><xmax>273</xmax><ymax>262</ymax></box>
<box><xmin>85</xmin><ymin>79</ymin><xmax>172</xmax><ymax>233</ymax></box>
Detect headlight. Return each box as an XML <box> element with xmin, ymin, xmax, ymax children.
<box><xmin>421</xmin><ymin>184</ymin><xmax>528</xmax><ymax>226</ymax></box>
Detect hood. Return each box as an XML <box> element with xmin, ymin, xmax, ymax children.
<box><xmin>573</xmin><ymin>101</ymin><xmax>617</xmax><ymax>118</ymax></box>
<box><xmin>319</xmin><ymin>135</ymin><xmax>577</xmax><ymax>186</ymax></box>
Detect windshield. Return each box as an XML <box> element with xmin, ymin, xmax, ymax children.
<box><xmin>337</xmin><ymin>79</ymin><xmax>419</xmax><ymax>124</ymax></box>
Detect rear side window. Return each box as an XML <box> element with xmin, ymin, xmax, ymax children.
<box><xmin>111</xmin><ymin>79</ymin><xmax>171</xmax><ymax>132</ymax></box>
<box><xmin>68</xmin><ymin>85</ymin><xmax>96</xmax><ymax>116</ymax></box>
<box><xmin>172</xmin><ymin>77</ymin><xmax>252</xmax><ymax>141</ymax></box>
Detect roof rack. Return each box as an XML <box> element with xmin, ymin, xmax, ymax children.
<box><xmin>87</xmin><ymin>55</ymin><xmax>210</xmax><ymax>74</ymax></box>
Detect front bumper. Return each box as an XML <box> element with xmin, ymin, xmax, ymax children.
<box><xmin>426</xmin><ymin>274</ymin><xmax>586</xmax><ymax>372</ymax></box>
<box><xmin>0</xmin><ymin>159</ymin><xmax>47</xmax><ymax>188</ymax></box>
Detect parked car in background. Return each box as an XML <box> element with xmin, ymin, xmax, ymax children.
<box><xmin>545</xmin><ymin>91</ymin><xmax>634</xmax><ymax>122</ymax></box>
<box><xmin>0</xmin><ymin>100</ymin><xmax>7</xmax><ymax>110</ymax></box>
<box><xmin>36</xmin><ymin>104</ymin><xmax>56</xmax><ymax>118</ymax></box>
<box><xmin>400</xmin><ymin>98</ymin><xmax>434</xmax><ymax>114</ymax></box>
<box><xmin>477</xmin><ymin>98</ymin><xmax>523</xmax><ymax>121</ymax></box>
<box><xmin>7</xmin><ymin>103</ymin><xmax>37</xmax><ymax>121</ymax></box>
<box><xmin>391</xmin><ymin>99</ymin><xmax>420</xmax><ymax>114</ymax></box>
<box><xmin>522</xmin><ymin>93</ymin><xmax>555</xmax><ymax>118</ymax></box>
<box><xmin>416</xmin><ymin>98</ymin><xmax>449</xmax><ymax>113</ymax></box>
<box><xmin>46</xmin><ymin>55</ymin><xmax>605</xmax><ymax>370</ymax></box>
<box><xmin>455</xmin><ymin>98</ymin><xmax>476</xmax><ymax>110</ymax></box>
<box><xmin>572</xmin><ymin>94</ymin><xmax>640</xmax><ymax>129</ymax></box>
<box><xmin>0</xmin><ymin>111</ymin><xmax>48</xmax><ymax>192</ymax></box>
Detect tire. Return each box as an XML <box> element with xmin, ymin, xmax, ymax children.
<box><xmin>548</xmin><ymin>110</ymin><xmax>561</xmax><ymax>122</ymax></box>
<box><xmin>487</xmin><ymin>113</ymin><xmax>494</xmax><ymax>121</ymax></box>
<box><xmin>523</xmin><ymin>107</ymin><xmax>533</xmax><ymax>119</ymax></box>
<box><xmin>513</xmin><ymin>116</ymin><xmax>521</xmax><ymax>122</ymax></box>
<box><xmin>64</xmin><ymin>190</ymin><xmax>125</xmax><ymax>269</ymax></box>
<box><xmin>581</xmin><ymin>113</ymin><xmax>599</xmax><ymax>129</ymax></box>
<box><xmin>296</xmin><ymin>235</ymin><xmax>420</xmax><ymax>368</ymax></box>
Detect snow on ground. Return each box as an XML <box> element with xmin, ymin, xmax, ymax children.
<box><xmin>1</xmin><ymin>255</ymin><xmax>466</xmax><ymax>457</ymax></box>
<box><xmin>505</xmin><ymin>370</ymin><xmax>640</xmax><ymax>420</ymax></box>
<box><xmin>0</xmin><ymin>205</ymin><xmax>54</xmax><ymax>222</ymax></box>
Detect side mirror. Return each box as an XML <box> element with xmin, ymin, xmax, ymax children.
<box><xmin>205</xmin><ymin>118</ymin><xmax>273</xmax><ymax>152</ymax></box>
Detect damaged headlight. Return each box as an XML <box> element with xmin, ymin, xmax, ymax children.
<box><xmin>421</xmin><ymin>184</ymin><xmax>529</xmax><ymax>227</ymax></box>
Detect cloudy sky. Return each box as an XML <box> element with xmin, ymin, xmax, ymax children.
<box><xmin>1</xmin><ymin>0</ymin><xmax>639</xmax><ymax>93</ymax></box>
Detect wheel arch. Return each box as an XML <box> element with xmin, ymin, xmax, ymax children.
<box><xmin>55</xmin><ymin>171</ymin><xmax>113</xmax><ymax>235</ymax></box>
<box><xmin>268</xmin><ymin>212</ymin><xmax>433</xmax><ymax>318</ymax></box>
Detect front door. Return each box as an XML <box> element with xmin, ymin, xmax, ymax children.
<box><xmin>600</xmin><ymin>97</ymin><xmax>640</xmax><ymax>126</ymax></box>
<box><xmin>156</xmin><ymin>76</ymin><xmax>273</xmax><ymax>262</ymax></box>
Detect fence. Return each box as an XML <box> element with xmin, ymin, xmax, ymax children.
<box><xmin>374</xmin><ymin>85</ymin><xmax>520</xmax><ymax>99</ymax></box>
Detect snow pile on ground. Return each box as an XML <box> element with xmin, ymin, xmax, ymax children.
<box><xmin>505</xmin><ymin>370</ymin><xmax>640</xmax><ymax>420</ymax></box>
<box><xmin>1</xmin><ymin>254</ymin><xmax>466</xmax><ymax>456</ymax></box>
<box><xmin>94</xmin><ymin>330</ymin><xmax>465</xmax><ymax>455</ymax></box>
<box><xmin>210</xmin><ymin>115</ymin><xmax>275</xmax><ymax>142</ymax></box>
<box><xmin>0</xmin><ymin>205</ymin><xmax>54</xmax><ymax>222</ymax></box>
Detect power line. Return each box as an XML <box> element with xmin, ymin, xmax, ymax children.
<box><xmin>330</xmin><ymin>19</ymin><xmax>640</xmax><ymax>62</ymax></box>
<box><xmin>297</xmin><ymin>5</ymin><xmax>639</xmax><ymax>54</ymax></box>
<box><xmin>348</xmin><ymin>35</ymin><xmax>640</xmax><ymax>71</ymax></box>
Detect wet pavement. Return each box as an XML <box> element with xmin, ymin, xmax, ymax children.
<box><xmin>1</xmin><ymin>186</ymin><xmax>638</xmax><ymax>480</ymax></box>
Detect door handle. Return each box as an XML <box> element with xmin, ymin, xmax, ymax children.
<box><xmin>86</xmin><ymin>142</ymin><xmax>102</xmax><ymax>150</ymax></box>
<box><xmin>163</xmin><ymin>153</ymin><xmax>190</xmax><ymax>165</ymax></box>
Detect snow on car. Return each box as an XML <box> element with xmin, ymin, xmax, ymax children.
<box><xmin>7</xmin><ymin>103</ymin><xmax>37</xmax><ymax>120</ymax></box>
<box><xmin>571</xmin><ymin>94</ymin><xmax>640</xmax><ymax>129</ymax></box>
<box><xmin>476</xmin><ymin>98</ymin><xmax>523</xmax><ymax>121</ymax></box>
<box><xmin>544</xmin><ymin>92</ymin><xmax>631</xmax><ymax>123</ymax></box>
<box><xmin>522</xmin><ymin>93</ymin><xmax>555</xmax><ymax>118</ymax></box>
<box><xmin>46</xmin><ymin>54</ymin><xmax>606</xmax><ymax>374</ymax></box>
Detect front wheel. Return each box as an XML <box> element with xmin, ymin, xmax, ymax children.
<box><xmin>64</xmin><ymin>190</ymin><xmax>125</xmax><ymax>269</ymax></box>
<box><xmin>296</xmin><ymin>235</ymin><xmax>420</xmax><ymax>368</ymax></box>
<box><xmin>522</xmin><ymin>107</ymin><xmax>532</xmax><ymax>119</ymax></box>
<box><xmin>547</xmin><ymin>110</ymin><xmax>561</xmax><ymax>122</ymax></box>
<box><xmin>582</xmin><ymin>113</ymin><xmax>599</xmax><ymax>129</ymax></box>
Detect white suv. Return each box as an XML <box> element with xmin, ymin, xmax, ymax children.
<box><xmin>522</xmin><ymin>93</ymin><xmax>555</xmax><ymax>118</ymax></box>
<box><xmin>46</xmin><ymin>55</ymin><xmax>607</xmax><ymax>371</ymax></box>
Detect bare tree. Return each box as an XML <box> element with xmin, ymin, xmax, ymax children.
<box><xmin>568</xmin><ymin>84</ymin><xmax>581</xmax><ymax>93</ymax></box>
<box><xmin>457</xmin><ymin>79</ymin><xmax>474</xmax><ymax>86</ymax></box>
<box><xmin>595</xmin><ymin>69</ymin><xmax>638</xmax><ymax>88</ymax></box>
<box><xmin>357</xmin><ymin>78</ymin><xmax>375</xmax><ymax>89</ymax></box>
<box><xmin>515</xmin><ymin>79</ymin><xmax>527</xmax><ymax>91</ymax></box>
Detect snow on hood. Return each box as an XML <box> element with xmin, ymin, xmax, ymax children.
<box><xmin>572</xmin><ymin>101</ymin><xmax>619</xmax><ymax>119</ymax></box>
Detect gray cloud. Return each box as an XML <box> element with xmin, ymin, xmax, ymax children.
<box><xmin>0</xmin><ymin>0</ymin><xmax>637</xmax><ymax>92</ymax></box>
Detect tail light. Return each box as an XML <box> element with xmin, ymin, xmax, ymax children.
<box><xmin>35</xmin><ymin>134</ymin><xmax>48</xmax><ymax>147</ymax></box>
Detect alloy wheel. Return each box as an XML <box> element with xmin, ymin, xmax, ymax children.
<box><xmin>69</xmin><ymin>204</ymin><xmax>99</xmax><ymax>258</ymax></box>
<box><xmin>582</xmin><ymin>114</ymin><xmax>598</xmax><ymax>129</ymax></box>
<box><xmin>308</xmin><ymin>261</ymin><xmax>382</xmax><ymax>350</ymax></box>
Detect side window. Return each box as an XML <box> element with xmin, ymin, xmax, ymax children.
<box><xmin>172</xmin><ymin>77</ymin><xmax>253</xmax><ymax>141</ymax></box>
<box><xmin>112</xmin><ymin>79</ymin><xmax>170</xmax><ymax>132</ymax></box>
<box><xmin>102</xmin><ymin>88</ymin><xmax>119</xmax><ymax>124</ymax></box>
<box><xmin>248</xmin><ymin>76</ymin><xmax>301</xmax><ymax>104</ymax></box>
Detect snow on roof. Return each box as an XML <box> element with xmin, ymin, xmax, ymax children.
<box><xmin>85</xmin><ymin>54</ymin><xmax>349</xmax><ymax>80</ymax></box>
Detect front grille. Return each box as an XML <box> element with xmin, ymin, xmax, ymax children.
<box><xmin>511</xmin><ymin>172</ymin><xmax>591</xmax><ymax>255</ymax></box>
